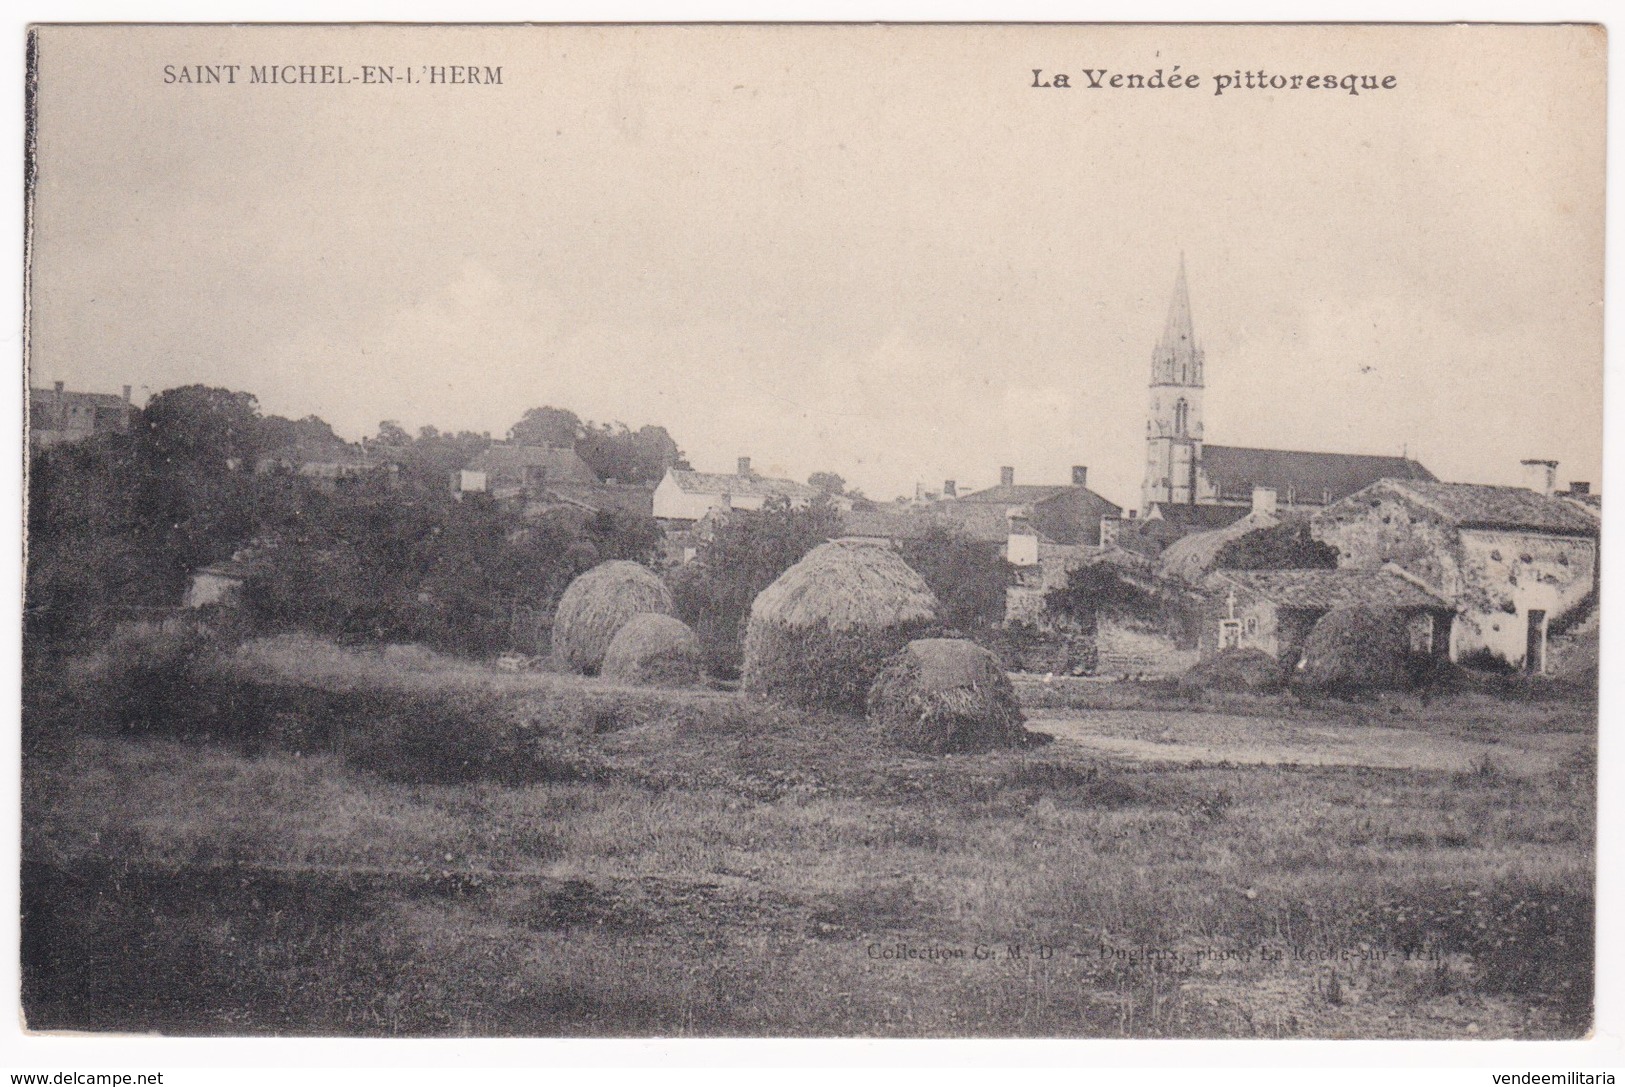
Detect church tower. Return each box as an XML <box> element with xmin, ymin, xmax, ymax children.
<box><xmin>1142</xmin><ymin>257</ymin><xmax>1205</xmax><ymax>511</ymax></box>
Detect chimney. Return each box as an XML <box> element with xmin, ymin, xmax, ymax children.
<box><xmin>121</xmin><ymin>385</ymin><xmax>132</xmax><ymax>403</ymax></box>
<box><xmin>1569</xmin><ymin>481</ymin><xmax>1591</xmax><ymax>495</ymax></box>
<box><xmin>1071</xmin><ymin>465</ymin><xmax>1088</xmax><ymax>487</ymax></box>
<box><xmin>738</xmin><ymin>456</ymin><xmax>752</xmax><ymax>477</ymax></box>
<box><xmin>1520</xmin><ymin>458</ymin><xmax>1558</xmax><ymax>497</ymax></box>
<box><xmin>1251</xmin><ymin>486</ymin><xmax>1278</xmax><ymax>515</ymax></box>
<box><xmin>943</xmin><ymin>480</ymin><xmax>957</xmax><ymax>498</ymax></box>
<box><xmin>54</xmin><ymin>380</ymin><xmax>64</xmax><ymax>394</ymax></box>
<box><xmin>1000</xmin><ymin>466</ymin><xmax>1015</xmax><ymax>488</ymax></box>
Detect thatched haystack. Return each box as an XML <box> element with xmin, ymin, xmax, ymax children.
<box><xmin>741</xmin><ymin>540</ymin><xmax>939</xmax><ymax>711</ymax></box>
<box><xmin>600</xmin><ymin>612</ymin><xmax>705</xmax><ymax>687</ymax></box>
<box><xmin>551</xmin><ymin>561</ymin><xmax>675</xmax><ymax>675</ymax></box>
<box><xmin>867</xmin><ymin>638</ymin><xmax>1029</xmax><ymax>754</ymax></box>
<box><xmin>1293</xmin><ymin>605</ymin><xmax>1414</xmax><ymax>699</ymax></box>
<box><xmin>1179</xmin><ymin>648</ymin><xmax>1287</xmax><ymax>694</ymax></box>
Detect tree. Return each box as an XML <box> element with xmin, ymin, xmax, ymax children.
<box><xmin>808</xmin><ymin>471</ymin><xmax>847</xmax><ymax>497</ymax></box>
<box><xmin>1045</xmin><ymin>561</ymin><xmax>1162</xmax><ymax>627</ymax></box>
<box><xmin>668</xmin><ymin>497</ymin><xmax>843</xmax><ymax>677</ymax></box>
<box><xmin>1214</xmin><ymin>521</ymin><xmax>1339</xmax><ymax>571</ymax></box>
<box><xmin>897</xmin><ymin>524</ymin><xmax>1012</xmax><ymax>632</ymax></box>
<box><xmin>507</xmin><ymin>406</ymin><xmax>582</xmax><ymax>447</ymax></box>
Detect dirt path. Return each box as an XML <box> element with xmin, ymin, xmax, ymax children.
<box><xmin>1029</xmin><ymin>708</ymin><xmax>1583</xmax><ymax>774</ymax></box>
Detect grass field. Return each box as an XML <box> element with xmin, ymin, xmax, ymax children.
<box><xmin>21</xmin><ymin>635</ymin><xmax>1596</xmax><ymax>1037</ymax></box>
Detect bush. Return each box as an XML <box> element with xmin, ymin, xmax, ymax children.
<box><xmin>1292</xmin><ymin>606</ymin><xmax>1416</xmax><ymax>700</ymax></box>
<box><xmin>867</xmin><ymin>638</ymin><xmax>1030</xmax><ymax>754</ymax></box>
<box><xmin>1179</xmin><ymin>648</ymin><xmax>1287</xmax><ymax>694</ymax></box>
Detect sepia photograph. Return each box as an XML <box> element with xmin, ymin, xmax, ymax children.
<box><xmin>17</xmin><ymin>21</ymin><xmax>1607</xmax><ymax>1044</ymax></box>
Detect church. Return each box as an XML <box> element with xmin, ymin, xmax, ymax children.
<box><xmin>1138</xmin><ymin>259</ymin><xmax>1434</xmax><ymax>530</ymax></box>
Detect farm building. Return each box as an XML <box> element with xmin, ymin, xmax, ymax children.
<box><xmin>29</xmin><ymin>381</ymin><xmax>136</xmax><ymax>448</ymax></box>
<box><xmin>1199</xmin><ymin>567</ymin><xmax>1454</xmax><ymax>665</ymax></box>
<box><xmin>457</xmin><ymin>443</ymin><xmax>600</xmax><ymax>500</ymax></box>
<box><xmin>948</xmin><ymin>465</ymin><xmax>1122</xmax><ymax>548</ymax></box>
<box><xmin>652</xmin><ymin>458</ymin><xmax>822</xmax><ymax>522</ymax></box>
<box><xmin>1311</xmin><ymin>472</ymin><xmax>1600</xmax><ymax>671</ymax></box>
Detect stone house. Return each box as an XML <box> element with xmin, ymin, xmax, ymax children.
<box><xmin>1199</xmin><ymin>567</ymin><xmax>1454</xmax><ymax>665</ymax></box>
<box><xmin>1311</xmin><ymin>474</ymin><xmax>1600</xmax><ymax>671</ymax></box>
<box><xmin>457</xmin><ymin>443</ymin><xmax>600</xmax><ymax>500</ymax></box>
<box><xmin>29</xmin><ymin>381</ymin><xmax>136</xmax><ymax>448</ymax></box>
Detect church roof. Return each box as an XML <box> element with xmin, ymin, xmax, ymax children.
<box><xmin>1201</xmin><ymin>445</ymin><xmax>1435</xmax><ymax>505</ymax></box>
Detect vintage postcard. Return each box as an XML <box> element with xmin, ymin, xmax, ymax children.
<box><xmin>19</xmin><ymin>23</ymin><xmax>1604</xmax><ymax>1042</ymax></box>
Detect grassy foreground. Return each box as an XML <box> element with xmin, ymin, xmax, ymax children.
<box><xmin>22</xmin><ymin>636</ymin><xmax>1595</xmax><ymax>1037</ymax></box>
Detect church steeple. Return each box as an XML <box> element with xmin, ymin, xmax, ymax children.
<box><xmin>1143</xmin><ymin>256</ymin><xmax>1206</xmax><ymax>510</ymax></box>
<box><xmin>1151</xmin><ymin>254</ymin><xmax>1204</xmax><ymax>387</ymax></box>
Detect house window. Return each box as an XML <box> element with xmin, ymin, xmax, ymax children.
<box><xmin>1219</xmin><ymin>620</ymin><xmax>1242</xmax><ymax>650</ymax></box>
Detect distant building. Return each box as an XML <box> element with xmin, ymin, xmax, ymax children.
<box><xmin>948</xmin><ymin>464</ymin><xmax>1122</xmax><ymax>548</ymax></box>
<box><xmin>652</xmin><ymin>457</ymin><xmax>822</xmax><ymax>522</ymax></box>
<box><xmin>1312</xmin><ymin>471</ymin><xmax>1600</xmax><ymax>671</ymax></box>
<box><xmin>1138</xmin><ymin>258</ymin><xmax>1434</xmax><ymax>516</ymax></box>
<box><xmin>526</xmin><ymin>482</ymin><xmax>656</xmax><ymax>520</ymax></box>
<box><xmin>29</xmin><ymin>381</ymin><xmax>136</xmax><ymax>448</ymax></box>
<box><xmin>257</xmin><ymin>436</ymin><xmax>398</xmax><ymax>491</ymax></box>
<box><xmin>457</xmin><ymin>443</ymin><xmax>600</xmax><ymax>500</ymax></box>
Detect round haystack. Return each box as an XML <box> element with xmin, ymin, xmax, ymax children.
<box><xmin>1180</xmin><ymin>648</ymin><xmax>1287</xmax><ymax>694</ymax></box>
<box><xmin>1293</xmin><ymin>605</ymin><xmax>1413</xmax><ymax>699</ymax></box>
<box><xmin>550</xmin><ymin>561</ymin><xmax>675</xmax><ymax>675</ymax></box>
<box><xmin>867</xmin><ymin>638</ymin><xmax>1029</xmax><ymax>754</ymax></box>
<box><xmin>601</xmin><ymin>612</ymin><xmax>704</xmax><ymax>687</ymax></box>
<box><xmin>741</xmin><ymin>539</ymin><xmax>940</xmax><ymax>712</ymax></box>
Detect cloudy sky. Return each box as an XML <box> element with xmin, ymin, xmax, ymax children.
<box><xmin>28</xmin><ymin>23</ymin><xmax>1604</xmax><ymax>507</ymax></box>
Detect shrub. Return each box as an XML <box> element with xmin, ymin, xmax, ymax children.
<box><xmin>1179</xmin><ymin>648</ymin><xmax>1287</xmax><ymax>693</ymax></box>
<box><xmin>867</xmin><ymin>638</ymin><xmax>1030</xmax><ymax>754</ymax></box>
<box><xmin>1292</xmin><ymin>606</ymin><xmax>1416</xmax><ymax>700</ymax></box>
<box><xmin>741</xmin><ymin>540</ymin><xmax>939</xmax><ymax>712</ymax></box>
<box><xmin>550</xmin><ymin>561</ymin><xmax>674</xmax><ymax>675</ymax></box>
<box><xmin>600</xmin><ymin>613</ymin><xmax>704</xmax><ymax>687</ymax></box>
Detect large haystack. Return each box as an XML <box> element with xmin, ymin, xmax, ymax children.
<box><xmin>600</xmin><ymin>612</ymin><xmax>704</xmax><ymax>687</ymax></box>
<box><xmin>867</xmin><ymin>638</ymin><xmax>1029</xmax><ymax>754</ymax></box>
<box><xmin>1293</xmin><ymin>605</ymin><xmax>1413</xmax><ymax>699</ymax></box>
<box><xmin>741</xmin><ymin>539</ymin><xmax>940</xmax><ymax>711</ymax></box>
<box><xmin>551</xmin><ymin>561</ymin><xmax>675</xmax><ymax>675</ymax></box>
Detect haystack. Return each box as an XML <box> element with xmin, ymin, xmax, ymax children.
<box><xmin>600</xmin><ymin>612</ymin><xmax>704</xmax><ymax>687</ymax></box>
<box><xmin>551</xmin><ymin>561</ymin><xmax>675</xmax><ymax>675</ymax></box>
<box><xmin>1293</xmin><ymin>605</ymin><xmax>1413</xmax><ymax>698</ymax></box>
<box><xmin>741</xmin><ymin>539</ymin><xmax>940</xmax><ymax>711</ymax></box>
<box><xmin>867</xmin><ymin>638</ymin><xmax>1029</xmax><ymax>754</ymax></box>
<box><xmin>1180</xmin><ymin>648</ymin><xmax>1287</xmax><ymax>694</ymax></box>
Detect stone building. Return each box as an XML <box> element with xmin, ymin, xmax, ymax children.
<box><xmin>1311</xmin><ymin>473</ymin><xmax>1599</xmax><ymax>671</ymax></box>
<box><xmin>29</xmin><ymin>381</ymin><xmax>136</xmax><ymax>448</ymax></box>
<box><xmin>652</xmin><ymin>458</ymin><xmax>821</xmax><ymax>523</ymax></box>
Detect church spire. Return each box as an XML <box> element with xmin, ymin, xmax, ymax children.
<box><xmin>1152</xmin><ymin>254</ymin><xmax>1203</xmax><ymax>386</ymax></box>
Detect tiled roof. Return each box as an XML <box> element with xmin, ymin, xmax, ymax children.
<box><xmin>32</xmin><ymin>387</ymin><xmax>132</xmax><ymax>410</ymax></box>
<box><xmin>667</xmin><ymin>469</ymin><xmax>817</xmax><ymax>500</ymax></box>
<box><xmin>956</xmin><ymin>483</ymin><xmax>1074</xmax><ymax>504</ymax></box>
<box><xmin>1202</xmin><ymin>445</ymin><xmax>1435</xmax><ymax>505</ymax></box>
<box><xmin>1210</xmin><ymin>568</ymin><xmax>1450</xmax><ymax>610</ymax></box>
<box><xmin>841</xmin><ymin>509</ymin><xmax>944</xmax><ymax>540</ymax></box>
<box><xmin>468</xmin><ymin>444</ymin><xmax>600</xmax><ymax>484</ymax></box>
<box><xmin>1381</xmin><ymin>480</ymin><xmax>1600</xmax><ymax>536</ymax></box>
<box><xmin>933</xmin><ymin>501</ymin><xmax>1048</xmax><ymax>544</ymax></box>
<box><xmin>538</xmin><ymin>483</ymin><xmax>655</xmax><ymax>517</ymax></box>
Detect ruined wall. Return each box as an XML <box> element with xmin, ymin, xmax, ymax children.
<box><xmin>1311</xmin><ymin>487</ymin><xmax>1463</xmax><ymax>595</ymax></box>
<box><xmin>1450</xmin><ymin>529</ymin><xmax>1596</xmax><ymax>666</ymax></box>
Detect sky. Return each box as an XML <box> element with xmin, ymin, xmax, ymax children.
<box><xmin>27</xmin><ymin>23</ymin><xmax>1606</xmax><ymax>509</ymax></box>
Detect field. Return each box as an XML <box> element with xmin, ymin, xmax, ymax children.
<box><xmin>21</xmin><ymin>635</ymin><xmax>1596</xmax><ymax>1038</ymax></box>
